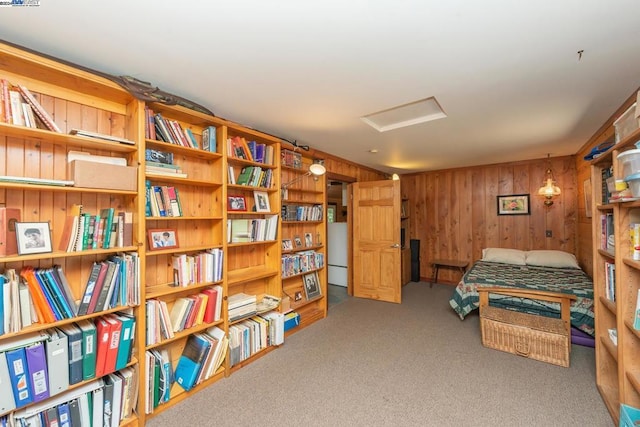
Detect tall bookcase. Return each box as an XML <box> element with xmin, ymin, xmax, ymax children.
<box><xmin>0</xmin><ymin>43</ymin><xmax>143</xmax><ymax>426</ymax></box>
<box><xmin>591</xmin><ymin>126</ymin><xmax>640</xmax><ymax>424</ymax></box>
<box><xmin>223</xmin><ymin>126</ymin><xmax>282</xmax><ymax>370</ymax></box>
<box><xmin>141</xmin><ymin>103</ymin><xmax>226</xmax><ymax>418</ymax></box>
<box><xmin>280</xmin><ymin>150</ymin><xmax>327</xmax><ymax>332</ymax></box>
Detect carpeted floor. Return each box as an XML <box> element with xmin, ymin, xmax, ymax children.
<box><xmin>147</xmin><ymin>282</ymin><xmax>612</xmax><ymax>426</ymax></box>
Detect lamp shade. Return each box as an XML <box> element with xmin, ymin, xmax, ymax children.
<box><xmin>309</xmin><ymin>163</ymin><xmax>326</xmax><ymax>177</ymax></box>
<box><xmin>538</xmin><ymin>178</ymin><xmax>561</xmax><ymax>197</ymax></box>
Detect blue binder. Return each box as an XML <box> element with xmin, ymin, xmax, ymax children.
<box><xmin>5</xmin><ymin>347</ymin><xmax>33</xmax><ymax>407</ymax></box>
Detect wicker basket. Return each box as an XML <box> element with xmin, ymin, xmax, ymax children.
<box><xmin>480</xmin><ymin>305</ymin><xmax>570</xmax><ymax>367</ymax></box>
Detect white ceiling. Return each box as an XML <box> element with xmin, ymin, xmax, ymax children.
<box><xmin>1</xmin><ymin>0</ymin><xmax>639</xmax><ymax>174</ymax></box>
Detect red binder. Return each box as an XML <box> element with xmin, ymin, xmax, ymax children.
<box><xmin>94</xmin><ymin>318</ymin><xmax>112</xmax><ymax>378</ymax></box>
<box><xmin>102</xmin><ymin>315</ymin><xmax>123</xmax><ymax>375</ymax></box>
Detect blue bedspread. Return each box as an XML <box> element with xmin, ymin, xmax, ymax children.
<box><xmin>449</xmin><ymin>260</ymin><xmax>594</xmax><ymax>336</ymax></box>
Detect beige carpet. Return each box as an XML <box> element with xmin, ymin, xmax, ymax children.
<box><xmin>147</xmin><ymin>282</ymin><xmax>612</xmax><ymax>426</ymax></box>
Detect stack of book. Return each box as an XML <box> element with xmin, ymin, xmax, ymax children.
<box><xmin>145</xmin><ymin>299</ymin><xmax>174</xmax><ymax>346</ymax></box>
<box><xmin>231</xmin><ymin>165</ymin><xmax>273</xmax><ymax>188</ymax></box>
<box><xmin>281</xmin><ymin>250</ymin><xmax>325</xmax><ymax>278</ymax></box>
<box><xmin>281</xmin><ymin>204</ymin><xmax>324</xmax><ymax>221</ymax></box>
<box><xmin>227</xmin><ymin>293</ymin><xmax>257</xmax><ymax>322</ymax></box>
<box><xmin>59</xmin><ymin>204</ymin><xmax>134</xmax><ymax>252</ymax></box>
<box><xmin>145</xmin><ymin>148</ymin><xmax>187</xmax><ymax>178</ymax></box>
<box><xmin>0</xmin><ymin>79</ymin><xmax>61</xmax><ymax>132</ymax></box>
<box><xmin>144</xmin><ymin>348</ymin><xmax>172</xmax><ymax>411</ymax></box>
<box><xmin>227</xmin><ymin>216</ymin><xmax>278</xmax><ymax>243</ymax></box>
<box><xmin>171</xmin><ymin>249</ymin><xmax>223</xmax><ymax>287</ymax></box>
<box><xmin>228</xmin><ymin>311</ymin><xmax>284</xmax><ymax>366</ymax></box>
<box><xmin>146</xmin><ymin>181</ymin><xmax>183</xmax><ymax>217</ymax></box>
<box><xmin>167</xmin><ymin>286</ymin><xmax>222</xmax><ymax>334</ymax></box>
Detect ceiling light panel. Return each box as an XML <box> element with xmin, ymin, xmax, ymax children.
<box><xmin>361</xmin><ymin>97</ymin><xmax>447</xmax><ymax>132</ymax></box>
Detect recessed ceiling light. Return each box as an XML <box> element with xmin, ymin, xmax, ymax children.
<box><xmin>361</xmin><ymin>96</ymin><xmax>447</xmax><ymax>132</ymax></box>
<box><xmin>369</xmin><ymin>149</ymin><xmax>379</xmax><ymax>153</ymax></box>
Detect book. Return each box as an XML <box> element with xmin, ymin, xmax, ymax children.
<box><xmin>69</xmin><ymin>129</ymin><xmax>134</xmax><ymax>145</ymax></box>
<box><xmin>56</xmin><ymin>324</ymin><xmax>83</xmax><ymax>385</ymax></box>
<box><xmin>86</xmin><ymin>261</ymin><xmax>109</xmax><ymax>314</ymax></box>
<box><xmin>0</xmin><ymin>352</ymin><xmax>17</xmax><ymax>413</ymax></box>
<box><xmin>44</xmin><ymin>328</ymin><xmax>69</xmax><ymax>396</ymax></box>
<box><xmin>19</xmin><ymin>266</ymin><xmax>56</xmax><ymax>324</ymax></box>
<box><xmin>0</xmin><ymin>207</ymin><xmax>20</xmax><ymax>256</ymax></box>
<box><xmin>174</xmin><ymin>334</ymin><xmax>211</xmax><ymax>391</ymax></box>
<box><xmin>94</xmin><ymin>317</ymin><xmax>113</xmax><ymax>378</ymax></box>
<box><xmin>57</xmin><ymin>401</ymin><xmax>71</xmax><ymax>427</ymax></box>
<box><xmin>8</xmin><ymin>89</ymin><xmax>24</xmax><ymax>126</ymax></box>
<box><xmin>103</xmin><ymin>315</ymin><xmax>123</xmax><ymax>375</ymax></box>
<box><xmin>202</xmin><ymin>126</ymin><xmax>216</xmax><ymax>152</ymax></box>
<box><xmin>184</xmin><ymin>127</ymin><xmax>199</xmax><ymax>149</ymax></box>
<box><xmin>25</xmin><ymin>341</ymin><xmax>50</xmax><ymax>403</ymax></box>
<box><xmin>76</xmin><ymin>320</ymin><xmax>97</xmax><ymax>380</ymax></box>
<box><xmin>1</xmin><ymin>78</ymin><xmax>10</xmax><ymax>123</ymax></box>
<box><xmin>77</xmin><ymin>262</ymin><xmax>102</xmax><ymax>316</ymax></box>
<box><xmin>634</xmin><ymin>289</ymin><xmax>640</xmax><ymax>330</ymax></box>
<box><xmin>100</xmin><ymin>207</ymin><xmax>115</xmax><ymax>249</ymax></box>
<box><xmin>114</xmin><ymin>313</ymin><xmax>135</xmax><ymax>370</ymax></box>
<box><xmin>145</xmin><ymin>148</ymin><xmax>173</xmax><ymax>164</ymax></box>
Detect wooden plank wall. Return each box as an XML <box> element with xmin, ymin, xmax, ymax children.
<box><xmin>573</xmin><ymin>89</ymin><xmax>639</xmax><ymax>278</ymax></box>
<box><xmin>401</xmin><ymin>155</ymin><xmax>577</xmax><ymax>284</ymax></box>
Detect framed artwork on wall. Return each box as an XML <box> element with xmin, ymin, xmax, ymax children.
<box><xmin>497</xmin><ymin>194</ymin><xmax>530</xmax><ymax>215</ymax></box>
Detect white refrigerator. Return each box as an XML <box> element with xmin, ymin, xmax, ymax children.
<box><xmin>328</xmin><ymin>222</ymin><xmax>348</xmax><ymax>287</ymax></box>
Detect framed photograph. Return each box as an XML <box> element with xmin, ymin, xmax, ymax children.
<box><xmin>497</xmin><ymin>194</ymin><xmax>530</xmax><ymax>215</ymax></box>
<box><xmin>227</xmin><ymin>195</ymin><xmax>247</xmax><ymax>211</ymax></box>
<box><xmin>303</xmin><ymin>272</ymin><xmax>321</xmax><ymax>300</ymax></box>
<box><xmin>294</xmin><ymin>235</ymin><xmax>303</xmax><ymax>247</ymax></box>
<box><xmin>148</xmin><ymin>228</ymin><xmax>179</xmax><ymax>250</ymax></box>
<box><xmin>16</xmin><ymin>222</ymin><xmax>52</xmax><ymax>255</ymax></box>
<box><xmin>254</xmin><ymin>191</ymin><xmax>270</xmax><ymax>213</ymax></box>
<box><xmin>282</xmin><ymin>239</ymin><xmax>293</xmax><ymax>251</ymax></box>
<box><xmin>304</xmin><ymin>232</ymin><xmax>313</xmax><ymax>247</ymax></box>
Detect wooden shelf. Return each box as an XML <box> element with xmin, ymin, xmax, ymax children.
<box><xmin>0</xmin><ymin>121</ymin><xmax>137</xmax><ymax>153</ymax></box>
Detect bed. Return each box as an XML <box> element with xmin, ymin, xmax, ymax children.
<box><xmin>449</xmin><ymin>248</ymin><xmax>595</xmax><ymax>337</ymax></box>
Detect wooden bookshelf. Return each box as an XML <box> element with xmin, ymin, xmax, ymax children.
<box><xmin>591</xmin><ymin>112</ymin><xmax>640</xmax><ymax>424</ymax></box>
<box><xmin>280</xmin><ymin>150</ymin><xmax>327</xmax><ymax>336</ymax></box>
<box><xmin>0</xmin><ymin>41</ymin><xmax>143</xmax><ymax>425</ymax></box>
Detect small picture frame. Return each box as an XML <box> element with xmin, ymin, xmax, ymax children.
<box><xmin>497</xmin><ymin>194</ymin><xmax>530</xmax><ymax>215</ymax></box>
<box><xmin>294</xmin><ymin>235</ymin><xmax>303</xmax><ymax>247</ymax></box>
<box><xmin>282</xmin><ymin>239</ymin><xmax>293</xmax><ymax>251</ymax></box>
<box><xmin>254</xmin><ymin>191</ymin><xmax>270</xmax><ymax>213</ymax></box>
<box><xmin>16</xmin><ymin>222</ymin><xmax>52</xmax><ymax>255</ymax></box>
<box><xmin>148</xmin><ymin>228</ymin><xmax>179</xmax><ymax>250</ymax></box>
<box><xmin>304</xmin><ymin>232</ymin><xmax>313</xmax><ymax>247</ymax></box>
<box><xmin>303</xmin><ymin>272</ymin><xmax>321</xmax><ymax>300</ymax></box>
<box><xmin>227</xmin><ymin>195</ymin><xmax>247</xmax><ymax>212</ymax></box>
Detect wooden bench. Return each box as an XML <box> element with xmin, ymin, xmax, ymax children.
<box><xmin>430</xmin><ymin>259</ymin><xmax>468</xmax><ymax>287</ymax></box>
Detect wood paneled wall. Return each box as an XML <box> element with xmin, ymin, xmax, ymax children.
<box><xmin>401</xmin><ymin>156</ymin><xmax>577</xmax><ymax>284</ymax></box>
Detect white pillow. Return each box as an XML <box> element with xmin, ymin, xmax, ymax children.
<box><xmin>481</xmin><ymin>248</ymin><xmax>527</xmax><ymax>265</ymax></box>
<box><xmin>525</xmin><ymin>250</ymin><xmax>580</xmax><ymax>269</ymax></box>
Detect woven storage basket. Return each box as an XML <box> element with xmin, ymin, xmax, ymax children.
<box><xmin>480</xmin><ymin>305</ymin><xmax>570</xmax><ymax>367</ymax></box>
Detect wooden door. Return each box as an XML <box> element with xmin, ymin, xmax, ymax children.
<box><xmin>352</xmin><ymin>180</ymin><xmax>402</xmax><ymax>303</ymax></box>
